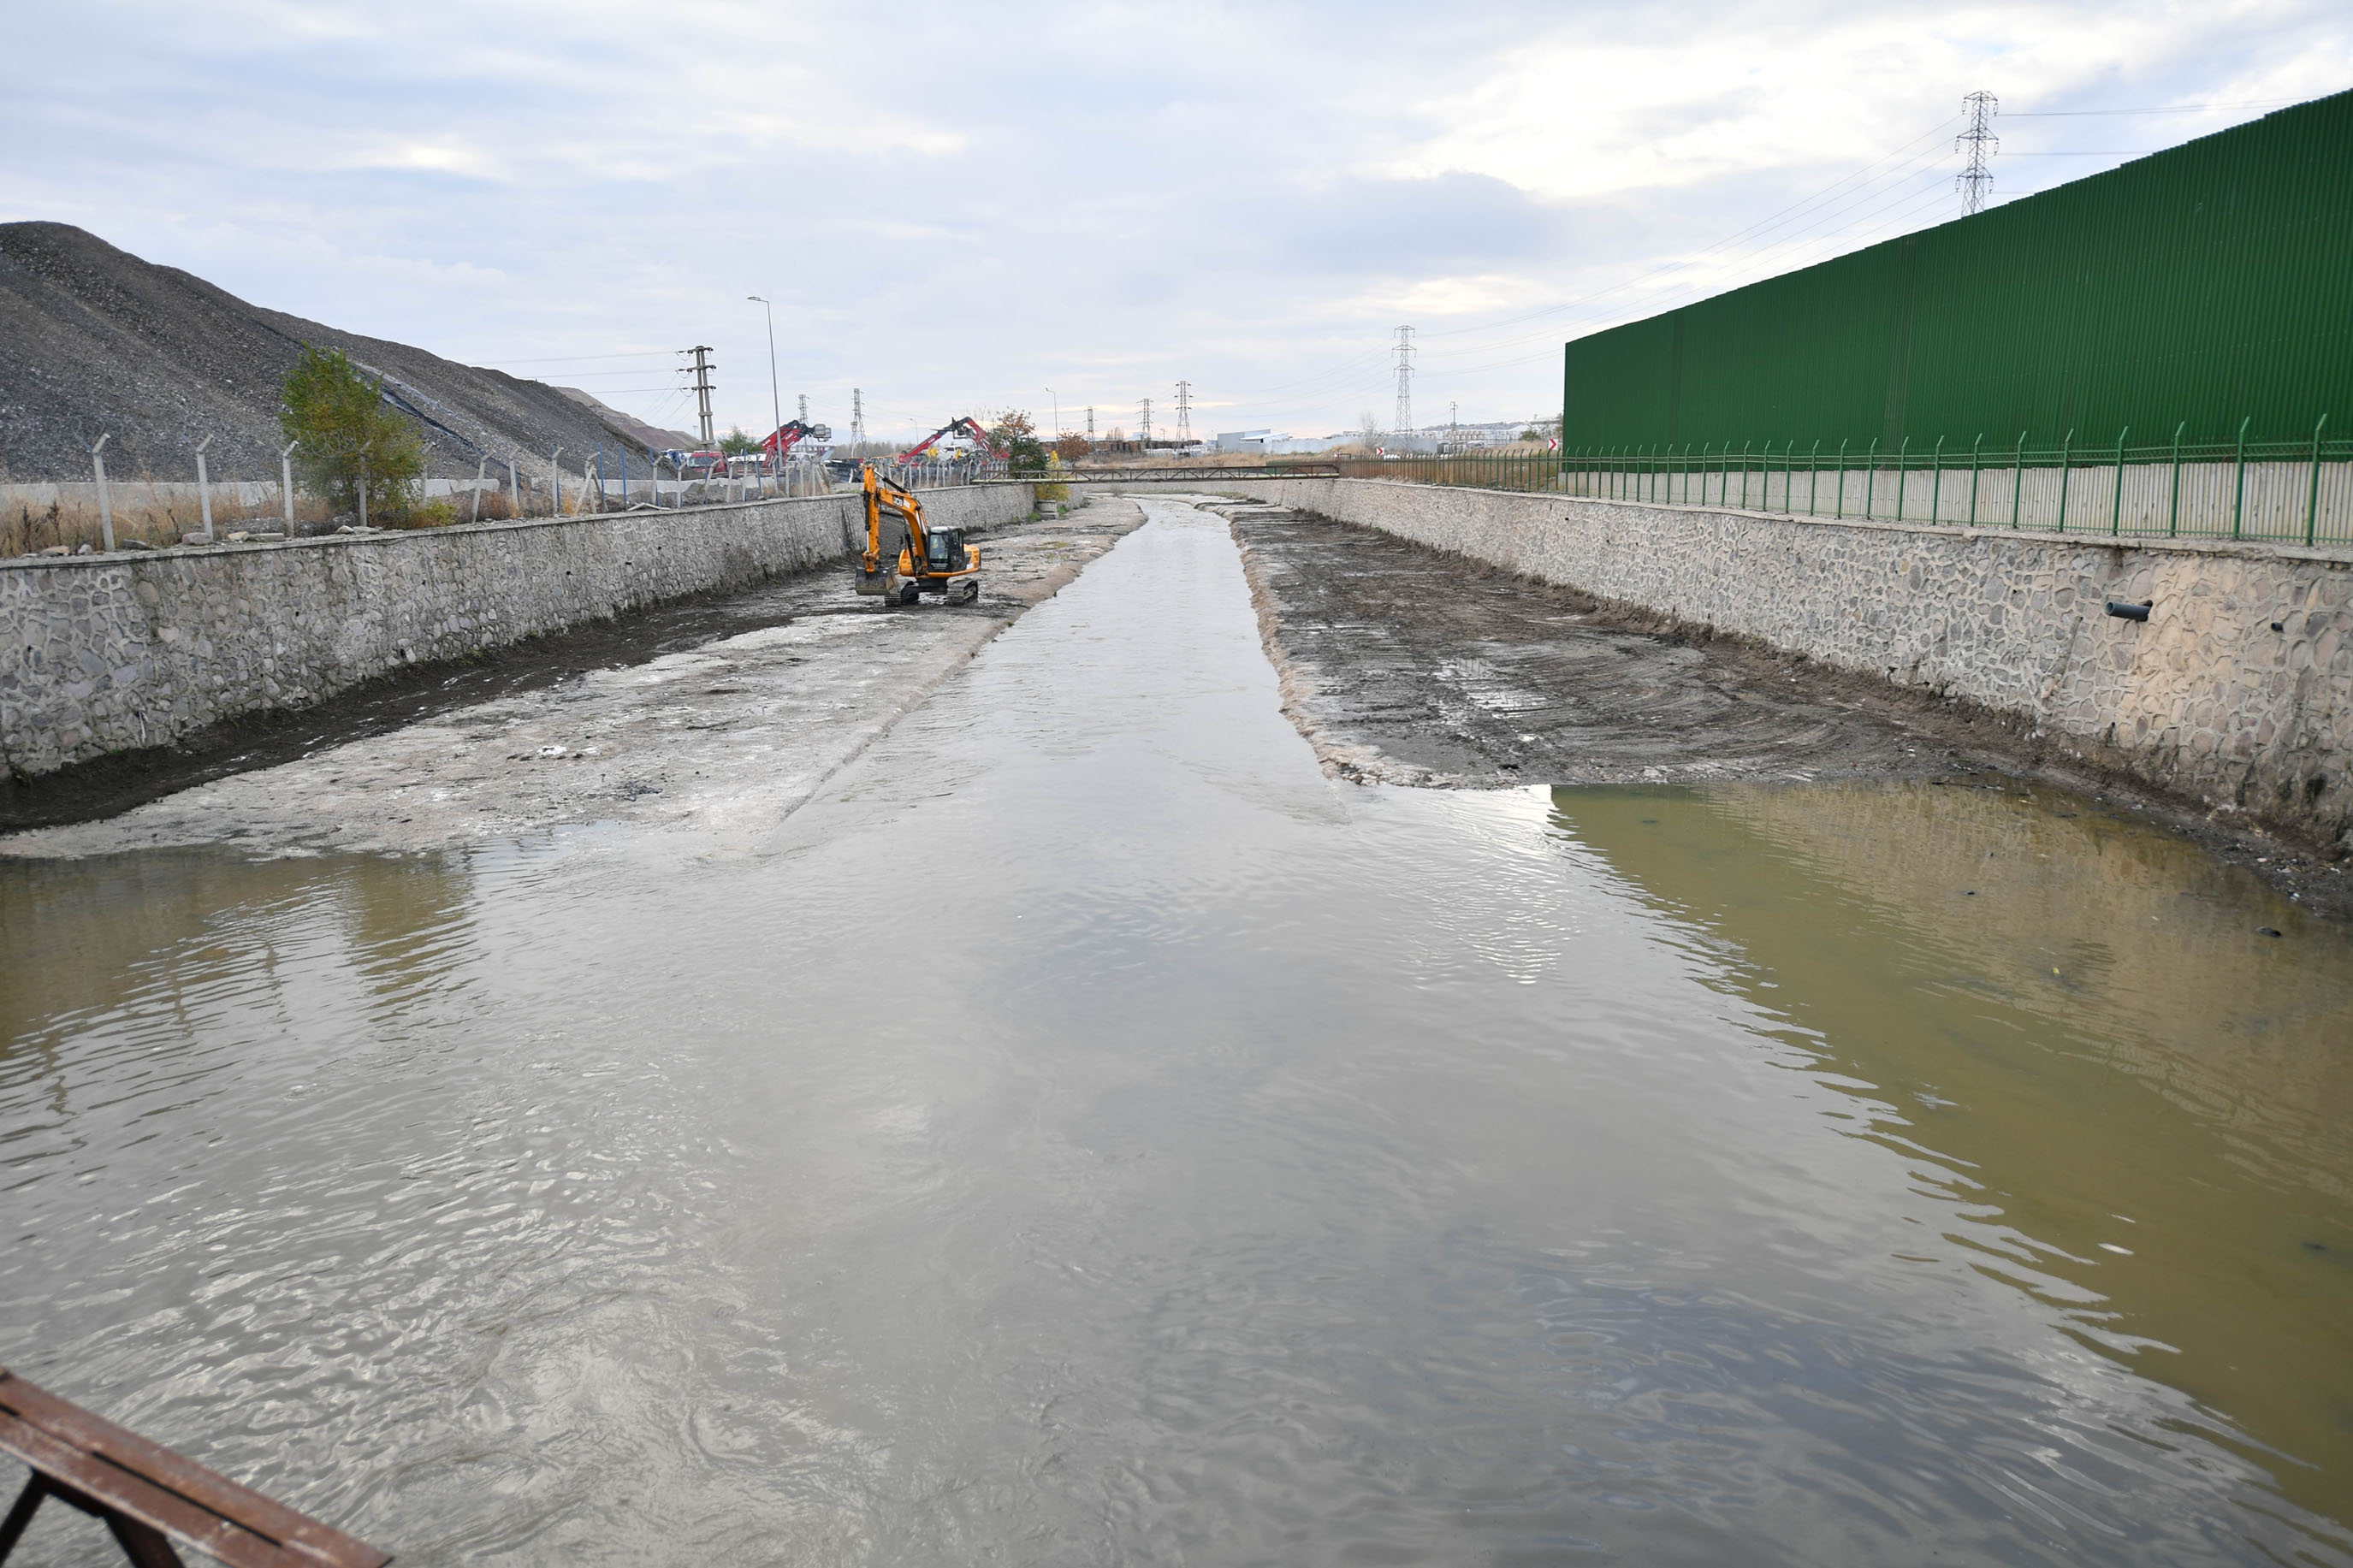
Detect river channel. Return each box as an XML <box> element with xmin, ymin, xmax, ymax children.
<box><xmin>5</xmin><ymin>500</ymin><xmax>2351</xmax><ymax>1564</ymax></box>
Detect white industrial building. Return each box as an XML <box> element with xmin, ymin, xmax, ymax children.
<box><xmin>1215</xmin><ymin>429</ymin><xmax>1330</xmax><ymax>456</ymax></box>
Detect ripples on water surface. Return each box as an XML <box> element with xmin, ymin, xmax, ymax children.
<box><xmin>4</xmin><ymin>500</ymin><xmax>2351</xmax><ymax>1565</ymax></box>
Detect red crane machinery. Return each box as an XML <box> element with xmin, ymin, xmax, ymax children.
<box><xmin>760</xmin><ymin>419</ymin><xmax>831</xmax><ymax>462</ymax></box>
<box><xmin>895</xmin><ymin>417</ymin><xmax>1003</xmax><ymax>464</ymax></box>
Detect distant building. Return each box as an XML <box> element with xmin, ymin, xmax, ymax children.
<box><xmin>1216</xmin><ymin>429</ymin><xmax>1329</xmax><ymax>456</ymax></box>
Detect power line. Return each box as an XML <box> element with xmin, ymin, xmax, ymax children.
<box><xmin>478</xmin><ymin>350</ymin><xmax>673</xmax><ymax>367</ymax></box>
<box><xmin>2002</xmin><ymin>100</ymin><xmax>2291</xmax><ymax>116</ymax></box>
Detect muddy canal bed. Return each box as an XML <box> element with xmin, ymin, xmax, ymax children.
<box><xmin>2</xmin><ymin>504</ymin><xmax>1142</xmax><ymax>858</ymax></box>
<box><xmin>1222</xmin><ymin>501</ymin><xmax>2352</xmax><ymax>919</ymax></box>
<box><xmin>5</xmin><ymin>499</ymin><xmax>2352</xmax><ymax>1565</ymax></box>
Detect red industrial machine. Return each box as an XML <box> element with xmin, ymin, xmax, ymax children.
<box><xmin>760</xmin><ymin>420</ymin><xmax>831</xmax><ymax>461</ymax></box>
<box><xmin>895</xmin><ymin>417</ymin><xmax>1003</xmax><ymax>464</ymax></box>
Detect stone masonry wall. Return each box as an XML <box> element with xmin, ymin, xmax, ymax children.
<box><xmin>1119</xmin><ymin>477</ymin><xmax>2353</xmax><ymax>850</ymax></box>
<box><xmin>1</xmin><ymin>484</ymin><xmax>1034</xmax><ymax>776</ymax></box>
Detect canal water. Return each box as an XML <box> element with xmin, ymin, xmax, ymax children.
<box><xmin>4</xmin><ymin>500</ymin><xmax>2351</xmax><ymax>1565</ymax></box>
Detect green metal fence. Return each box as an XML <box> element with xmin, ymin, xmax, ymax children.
<box><xmin>1562</xmin><ymin>90</ymin><xmax>2353</xmax><ymax>453</ymax></box>
<box><xmin>1344</xmin><ymin>426</ymin><xmax>2353</xmax><ymax>546</ymax></box>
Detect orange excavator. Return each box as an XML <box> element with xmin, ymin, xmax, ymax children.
<box><xmin>855</xmin><ymin>464</ymin><xmax>981</xmax><ymax>605</ymax></box>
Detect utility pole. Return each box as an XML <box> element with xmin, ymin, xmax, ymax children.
<box><xmin>797</xmin><ymin>393</ymin><xmax>809</xmax><ymax>425</ymax></box>
<box><xmin>746</xmin><ymin>297</ymin><xmax>781</xmax><ymax>462</ymax></box>
<box><xmin>1174</xmin><ymin>380</ymin><xmax>1193</xmax><ymax>443</ymax></box>
<box><xmin>1139</xmin><ymin>397</ymin><xmax>1153</xmax><ymax>446</ymax></box>
<box><xmin>1392</xmin><ymin>326</ymin><xmax>1414</xmax><ymax>438</ymax></box>
<box><xmin>851</xmin><ymin>388</ymin><xmax>864</xmax><ymax>447</ymax></box>
<box><xmin>1957</xmin><ymin>91</ymin><xmax>1999</xmax><ymax>214</ymax></box>
<box><xmin>1086</xmin><ymin>406</ymin><xmax>1095</xmax><ymax>441</ymax></box>
<box><xmin>685</xmin><ymin>345</ymin><xmax>716</xmax><ymax>446</ymax></box>
<box><xmin>1449</xmin><ymin>399</ymin><xmax>1459</xmax><ymax>453</ymax></box>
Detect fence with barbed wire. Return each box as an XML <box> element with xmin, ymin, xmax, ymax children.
<box><xmin>1</xmin><ymin>451</ymin><xmax>994</xmax><ymax>558</ymax></box>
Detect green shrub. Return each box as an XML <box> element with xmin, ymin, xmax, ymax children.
<box><xmin>281</xmin><ymin>345</ymin><xmax>426</xmax><ymax>518</ymax></box>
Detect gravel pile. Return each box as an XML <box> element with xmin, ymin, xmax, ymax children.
<box><xmin>0</xmin><ymin>222</ymin><xmax>696</xmax><ymax>485</ymax></box>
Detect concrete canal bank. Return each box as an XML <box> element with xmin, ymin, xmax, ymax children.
<box><xmin>0</xmin><ymin>483</ymin><xmax>1037</xmax><ymax>778</ymax></box>
<box><xmin>1099</xmin><ymin>476</ymin><xmax>2353</xmax><ymax>854</ymax></box>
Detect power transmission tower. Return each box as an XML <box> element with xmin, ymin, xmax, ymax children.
<box><xmin>851</xmin><ymin>388</ymin><xmax>864</xmax><ymax>446</ymax></box>
<box><xmin>1392</xmin><ymin>326</ymin><xmax>1414</xmax><ymax>436</ymax></box>
<box><xmin>685</xmin><ymin>346</ymin><xmax>716</xmax><ymax>445</ymax></box>
<box><xmin>1956</xmin><ymin>91</ymin><xmax>1999</xmax><ymax>214</ymax></box>
<box><xmin>797</xmin><ymin>393</ymin><xmax>809</xmax><ymax>425</ymax></box>
<box><xmin>1086</xmin><ymin>406</ymin><xmax>1095</xmax><ymax>440</ymax></box>
<box><xmin>1140</xmin><ymin>398</ymin><xmax>1153</xmax><ymax>445</ymax></box>
<box><xmin>1174</xmin><ymin>380</ymin><xmax>1193</xmax><ymax>442</ymax></box>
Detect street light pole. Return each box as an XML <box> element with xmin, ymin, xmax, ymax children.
<box><xmin>748</xmin><ymin>294</ymin><xmax>782</xmax><ymax>491</ymax></box>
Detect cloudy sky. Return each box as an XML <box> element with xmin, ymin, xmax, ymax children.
<box><xmin>9</xmin><ymin>2</ymin><xmax>2348</xmax><ymax>441</ymax></box>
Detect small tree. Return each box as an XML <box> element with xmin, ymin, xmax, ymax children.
<box><xmin>1052</xmin><ymin>432</ymin><xmax>1091</xmax><ymax>462</ymax></box>
<box><xmin>719</xmin><ymin>426</ymin><xmax>760</xmax><ymax>456</ymax></box>
<box><xmin>281</xmin><ymin>345</ymin><xmax>425</xmax><ymax>520</ymax></box>
<box><xmin>988</xmin><ymin>410</ymin><xmax>1048</xmax><ymax>475</ymax></box>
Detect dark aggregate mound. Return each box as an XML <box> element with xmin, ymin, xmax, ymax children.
<box><xmin>0</xmin><ymin>222</ymin><xmax>688</xmax><ymax>485</ymax></box>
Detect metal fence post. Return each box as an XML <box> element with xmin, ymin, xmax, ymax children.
<box><xmin>507</xmin><ymin>453</ymin><xmax>522</xmax><ymax>517</ymax></box>
<box><xmin>469</xmin><ymin>455</ymin><xmax>488</xmax><ymax>523</ymax></box>
<box><xmin>2109</xmin><ymin>426</ymin><xmax>2130</xmax><ymax>535</ymax></box>
<box><xmin>1894</xmin><ymin>435</ymin><xmax>1911</xmax><ymax>520</ymax></box>
<box><xmin>2308</xmin><ymin>412</ymin><xmax>2329</xmax><ymax>547</ymax></box>
<box><xmin>2055</xmin><ymin>429</ymin><xmax>2074</xmax><ymax>532</ymax></box>
<box><xmin>1834</xmin><ymin>437</ymin><xmax>1847</xmax><ymax>518</ymax></box>
<box><xmin>1929</xmin><ymin>435</ymin><xmax>1944</xmax><ymax>524</ymax></box>
<box><xmin>1968</xmin><ymin>433</ymin><xmax>1983</xmax><ymax>525</ymax></box>
<box><xmin>2167</xmin><ymin>422</ymin><xmax>2185</xmax><ymax>536</ymax></box>
<box><xmin>1740</xmin><ymin>441</ymin><xmax>1752</xmax><ymax>509</ymax></box>
<box><xmin>281</xmin><ymin>441</ymin><xmax>299</xmax><ymax>531</ymax></box>
<box><xmin>90</xmin><ymin>434</ymin><xmax>114</xmax><ymax>551</ymax></box>
<box><xmin>195</xmin><ymin>435</ymin><xmax>215</xmax><ymax>540</ymax></box>
<box><xmin>1864</xmin><ymin>438</ymin><xmax>1878</xmax><ymax>520</ymax></box>
<box><xmin>1807</xmin><ymin>440</ymin><xmax>1821</xmax><ymax>515</ymax></box>
<box><xmin>2011</xmin><ymin>431</ymin><xmax>2027</xmax><ymax>529</ymax></box>
<box><xmin>2231</xmin><ymin>415</ymin><xmax>2250</xmax><ymax>539</ymax></box>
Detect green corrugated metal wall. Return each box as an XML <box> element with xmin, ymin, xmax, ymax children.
<box><xmin>1562</xmin><ymin>89</ymin><xmax>2353</xmax><ymax>449</ymax></box>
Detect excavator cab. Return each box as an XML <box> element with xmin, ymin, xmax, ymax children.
<box><xmin>924</xmin><ymin>528</ymin><xmax>971</xmax><ymax>575</ymax></box>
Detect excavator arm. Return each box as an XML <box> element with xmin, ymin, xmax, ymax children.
<box><xmin>862</xmin><ymin>465</ymin><xmax>927</xmax><ymax>574</ymax></box>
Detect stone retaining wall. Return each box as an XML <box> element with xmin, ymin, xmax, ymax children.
<box><xmin>1</xmin><ymin>484</ymin><xmax>1034</xmax><ymax>776</ymax></box>
<box><xmin>1109</xmin><ymin>477</ymin><xmax>2353</xmax><ymax>850</ymax></box>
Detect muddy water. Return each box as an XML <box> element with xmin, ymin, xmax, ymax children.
<box><xmin>5</xmin><ymin>500</ymin><xmax>2351</xmax><ymax>1565</ymax></box>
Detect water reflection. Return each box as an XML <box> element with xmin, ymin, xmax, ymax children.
<box><xmin>6</xmin><ymin>506</ymin><xmax>2353</xmax><ymax>1565</ymax></box>
<box><xmin>1549</xmin><ymin>780</ymin><xmax>2353</xmax><ymax>1526</ymax></box>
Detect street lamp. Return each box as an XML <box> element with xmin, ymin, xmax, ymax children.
<box><xmin>748</xmin><ymin>295</ymin><xmax>782</xmax><ymax>488</ymax></box>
